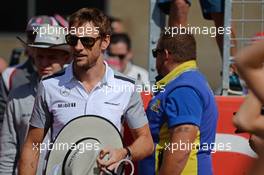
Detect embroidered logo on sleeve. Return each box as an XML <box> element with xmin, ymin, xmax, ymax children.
<box><xmin>151</xmin><ymin>100</ymin><xmax>161</xmax><ymax>113</ymax></box>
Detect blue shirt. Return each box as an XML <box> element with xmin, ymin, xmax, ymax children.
<box><xmin>139</xmin><ymin>69</ymin><xmax>218</xmax><ymax>175</ymax></box>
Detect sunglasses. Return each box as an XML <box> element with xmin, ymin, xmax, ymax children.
<box><xmin>65</xmin><ymin>34</ymin><xmax>101</xmax><ymax>48</ymax></box>
<box><xmin>152</xmin><ymin>48</ymin><xmax>164</xmax><ymax>58</ymax></box>
<box><xmin>108</xmin><ymin>52</ymin><xmax>127</xmax><ymax>60</ymax></box>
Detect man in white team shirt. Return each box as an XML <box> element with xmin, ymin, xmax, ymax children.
<box><xmin>19</xmin><ymin>7</ymin><xmax>154</xmax><ymax>175</ymax></box>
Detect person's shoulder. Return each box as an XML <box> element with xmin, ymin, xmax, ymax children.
<box><xmin>1</xmin><ymin>67</ymin><xmax>17</xmax><ymax>79</ymax></box>
<box><xmin>8</xmin><ymin>82</ymin><xmax>35</xmax><ymax>101</ymax></box>
<box><xmin>170</xmin><ymin>86</ymin><xmax>197</xmax><ymax>95</ymax></box>
<box><xmin>113</xmin><ymin>70</ymin><xmax>136</xmax><ymax>85</ymax></box>
<box><xmin>40</xmin><ymin>69</ymin><xmax>67</xmax><ymax>91</ymax></box>
<box><xmin>1</xmin><ymin>67</ymin><xmax>21</xmax><ymax>90</ymax></box>
<box><xmin>42</xmin><ymin>68</ymin><xmax>66</xmax><ymax>82</ymax></box>
<box><xmin>174</xmin><ymin>69</ymin><xmax>206</xmax><ymax>83</ymax></box>
<box><xmin>1</xmin><ymin>62</ymin><xmax>33</xmax><ymax>82</ymax></box>
<box><xmin>130</xmin><ymin>64</ymin><xmax>148</xmax><ymax>75</ymax></box>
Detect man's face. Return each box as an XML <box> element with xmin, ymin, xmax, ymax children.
<box><xmin>70</xmin><ymin>22</ymin><xmax>106</xmax><ymax>70</ymax></box>
<box><xmin>155</xmin><ymin>44</ymin><xmax>165</xmax><ymax>77</ymax></box>
<box><xmin>32</xmin><ymin>48</ymin><xmax>69</xmax><ymax>78</ymax></box>
<box><xmin>108</xmin><ymin>42</ymin><xmax>130</xmax><ymax>72</ymax></box>
<box><xmin>111</xmin><ymin>21</ymin><xmax>124</xmax><ymax>33</ymax></box>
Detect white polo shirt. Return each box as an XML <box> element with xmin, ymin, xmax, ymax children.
<box><xmin>30</xmin><ymin>62</ymin><xmax>148</xmax><ymax>139</ymax></box>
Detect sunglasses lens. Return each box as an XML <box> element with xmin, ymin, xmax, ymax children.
<box><xmin>108</xmin><ymin>52</ymin><xmax>126</xmax><ymax>60</ymax></box>
<box><xmin>108</xmin><ymin>52</ymin><xmax>115</xmax><ymax>57</ymax></box>
<box><xmin>80</xmin><ymin>37</ymin><xmax>96</xmax><ymax>48</ymax></box>
<box><xmin>65</xmin><ymin>34</ymin><xmax>78</xmax><ymax>46</ymax></box>
<box><xmin>118</xmin><ymin>55</ymin><xmax>126</xmax><ymax>60</ymax></box>
<box><xmin>65</xmin><ymin>35</ymin><xmax>99</xmax><ymax>48</ymax></box>
<box><xmin>152</xmin><ymin>49</ymin><xmax>157</xmax><ymax>58</ymax></box>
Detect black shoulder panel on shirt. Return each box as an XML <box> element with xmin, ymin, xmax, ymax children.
<box><xmin>42</xmin><ymin>69</ymin><xmax>66</xmax><ymax>81</ymax></box>
<box><xmin>114</xmin><ymin>75</ymin><xmax>135</xmax><ymax>84</ymax></box>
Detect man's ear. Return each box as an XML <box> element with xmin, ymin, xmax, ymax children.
<box><xmin>101</xmin><ymin>35</ymin><xmax>110</xmax><ymax>50</ymax></box>
<box><xmin>127</xmin><ymin>51</ymin><xmax>133</xmax><ymax>61</ymax></box>
<box><xmin>164</xmin><ymin>49</ymin><xmax>170</xmax><ymax>62</ymax></box>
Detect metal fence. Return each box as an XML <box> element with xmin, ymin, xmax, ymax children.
<box><xmin>223</xmin><ymin>0</ymin><xmax>264</xmax><ymax>95</ymax></box>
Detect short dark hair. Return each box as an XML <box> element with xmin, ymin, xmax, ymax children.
<box><xmin>69</xmin><ymin>8</ymin><xmax>111</xmax><ymax>38</ymax></box>
<box><xmin>110</xmin><ymin>33</ymin><xmax>131</xmax><ymax>50</ymax></box>
<box><xmin>158</xmin><ymin>32</ymin><xmax>196</xmax><ymax>62</ymax></box>
<box><xmin>109</xmin><ymin>16</ymin><xmax>122</xmax><ymax>24</ymax></box>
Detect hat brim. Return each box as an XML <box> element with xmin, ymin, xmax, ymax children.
<box><xmin>16</xmin><ymin>36</ymin><xmax>70</xmax><ymax>53</ymax></box>
<box><xmin>28</xmin><ymin>43</ymin><xmax>70</xmax><ymax>53</ymax></box>
<box><xmin>16</xmin><ymin>36</ymin><xmax>27</xmax><ymax>48</ymax></box>
<box><xmin>44</xmin><ymin>115</ymin><xmax>124</xmax><ymax>175</ymax></box>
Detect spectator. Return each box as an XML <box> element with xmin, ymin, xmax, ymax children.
<box><xmin>232</xmin><ymin>90</ymin><xmax>264</xmax><ymax>175</ymax></box>
<box><xmin>231</xmin><ymin>32</ymin><xmax>264</xmax><ymax>95</ymax></box>
<box><xmin>157</xmin><ymin>0</ymin><xmax>237</xmax><ymax>57</ymax></box>
<box><xmin>158</xmin><ymin>0</ymin><xmax>240</xmax><ymax>95</ymax></box>
<box><xmin>107</xmin><ymin>33</ymin><xmax>150</xmax><ymax>90</ymax></box>
<box><xmin>0</xmin><ymin>57</ymin><xmax>7</xmax><ymax>73</ymax></box>
<box><xmin>0</xmin><ymin>15</ymin><xmax>66</xmax><ymax>129</ymax></box>
<box><xmin>109</xmin><ymin>16</ymin><xmax>125</xmax><ymax>33</ymax></box>
<box><xmin>0</xmin><ymin>24</ymin><xmax>71</xmax><ymax>175</ymax></box>
<box><xmin>139</xmin><ymin>32</ymin><xmax>218</xmax><ymax>175</ymax></box>
<box><xmin>233</xmin><ymin>40</ymin><xmax>264</xmax><ymax>138</ymax></box>
<box><xmin>233</xmin><ymin>40</ymin><xmax>264</xmax><ymax>175</ymax></box>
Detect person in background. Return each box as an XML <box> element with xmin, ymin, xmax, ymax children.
<box><xmin>233</xmin><ymin>39</ymin><xmax>264</xmax><ymax>175</ymax></box>
<box><xmin>0</xmin><ymin>15</ymin><xmax>68</xmax><ymax>129</ymax></box>
<box><xmin>0</xmin><ymin>57</ymin><xmax>7</xmax><ymax>73</ymax></box>
<box><xmin>107</xmin><ymin>33</ymin><xmax>150</xmax><ymax>90</ymax></box>
<box><xmin>158</xmin><ymin>0</ymin><xmax>240</xmax><ymax>95</ymax></box>
<box><xmin>0</xmin><ymin>23</ymin><xmax>71</xmax><ymax>175</ymax></box>
<box><xmin>157</xmin><ymin>0</ymin><xmax>237</xmax><ymax>57</ymax></box>
<box><xmin>109</xmin><ymin>16</ymin><xmax>125</xmax><ymax>34</ymax></box>
<box><xmin>232</xmin><ymin>32</ymin><xmax>264</xmax><ymax>95</ymax></box>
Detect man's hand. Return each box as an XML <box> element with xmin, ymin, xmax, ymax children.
<box><xmin>249</xmin><ymin>134</ymin><xmax>264</xmax><ymax>156</ymax></box>
<box><xmin>96</xmin><ymin>124</ymin><xmax>154</xmax><ymax>173</ymax></box>
<box><xmin>96</xmin><ymin>146</ymin><xmax>128</xmax><ymax>173</ymax></box>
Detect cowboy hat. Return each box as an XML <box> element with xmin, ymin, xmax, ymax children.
<box><xmin>44</xmin><ymin>115</ymin><xmax>124</xmax><ymax>175</ymax></box>
<box><xmin>17</xmin><ymin>24</ymin><xmax>70</xmax><ymax>53</ymax></box>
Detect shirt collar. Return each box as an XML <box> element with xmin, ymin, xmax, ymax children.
<box><xmin>102</xmin><ymin>61</ymin><xmax>115</xmax><ymax>87</ymax></box>
<box><xmin>63</xmin><ymin>61</ymin><xmax>115</xmax><ymax>87</ymax></box>
<box><xmin>156</xmin><ymin>60</ymin><xmax>197</xmax><ymax>89</ymax></box>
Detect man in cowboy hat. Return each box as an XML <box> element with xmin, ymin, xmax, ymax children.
<box><xmin>19</xmin><ymin>8</ymin><xmax>153</xmax><ymax>175</ymax></box>
<box><xmin>0</xmin><ymin>23</ymin><xmax>71</xmax><ymax>175</ymax></box>
<box><xmin>0</xmin><ymin>16</ymin><xmax>67</xmax><ymax>130</ymax></box>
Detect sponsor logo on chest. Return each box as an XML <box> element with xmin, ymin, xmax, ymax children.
<box><xmin>57</xmin><ymin>102</ymin><xmax>76</xmax><ymax>108</ymax></box>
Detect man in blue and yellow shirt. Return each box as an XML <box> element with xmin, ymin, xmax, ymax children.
<box><xmin>139</xmin><ymin>33</ymin><xmax>218</xmax><ymax>175</ymax></box>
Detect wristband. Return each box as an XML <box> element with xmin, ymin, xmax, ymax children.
<box><xmin>125</xmin><ymin>147</ymin><xmax>132</xmax><ymax>160</ymax></box>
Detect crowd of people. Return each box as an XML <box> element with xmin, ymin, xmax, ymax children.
<box><xmin>0</xmin><ymin>1</ymin><xmax>262</xmax><ymax>175</ymax></box>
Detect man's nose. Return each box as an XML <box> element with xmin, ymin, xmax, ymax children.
<box><xmin>73</xmin><ymin>39</ymin><xmax>84</xmax><ymax>51</ymax></box>
<box><xmin>40</xmin><ymin>57</ymin><xmax>51</xmax><ymax>67</ymax></box>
